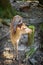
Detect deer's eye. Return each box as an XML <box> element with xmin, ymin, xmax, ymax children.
<box><xmin>18</xmin><ymin>23</ymin><xmax>22</xmax><ymax>28</ymax></box>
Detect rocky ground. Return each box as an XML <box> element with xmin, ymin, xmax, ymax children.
<box><xmin>0</xmin><ymin>1</ymin><xmax>43</xmax><ymax>65</ymax></box>
<box><xmin>0</xmin><ymin>22</ymin><xmax>43</xmax><ymax>65</ymax></box>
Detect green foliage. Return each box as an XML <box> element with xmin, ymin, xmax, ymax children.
<box><xmin>0</xmin><ymin>7</ymin><xmax>12</xmax><ymax>18</ymax></box>
<box><xmin>0</xmin><ymin>7</ymin><xmax>26</xmax><ymax>19</ymax></box>
<box><xmin>0</xmin><ymin>0</ymin><xmax>11</xmax><ymax>9</ymax></box>
<box><xmin>0</xmin><ymin>6</ymin><xmax>20</xmax><ymax>19</ymax></box>
<box><xmin>25</xmin><ymin>47</ymin><xmax>35</xmax><ymax>58</ymax></box>
<box><xmin>25</xmin><ymin>46</ymin><xmax>37</xmax><ymax>60</ymax></box>
<box><xmin>28</xmin><ymin>25</ymin><xmax>35</xmax><ymax>46</ymax></box>
<box><xmin>0</xmin><ymin>0</ymin><xmax>23</xmax><ymax>19</ymax></box>
<box><xmin>28</xmin><ymin>25</ymin><xmax>35</xmax><ymax>32</ymax></box>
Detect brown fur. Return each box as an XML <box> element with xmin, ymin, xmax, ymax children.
<box><xmin>10</xmin><ymin>15</ymin><xmax>32</xmax><ymax>59</ymax></box>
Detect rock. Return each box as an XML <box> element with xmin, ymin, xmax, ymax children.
<box><xmin>2</xmin><ymin>49</ymin><xmax>14</xmax><ymax>59</ymax></box>
<box><xmin>19</xmin><ymin>1</ymin><xmax>39</xmax><ymax>12</ymax></box>
<box><xmin>19</xmin><ymin>6</ymin><xmax>30</xmax><ymax>12</ymax></box>
<box><xmin>0</xmin><ymin>23</ymin><xmax>3</xmax><ymax>28</ymax></box>
<box><xmin>38</xmin><ymin>0</ymin><xmax>43</xmax><ymax>5</ymax></box>
<box><xmin>4</xmin><ymin>60</ymin><xmax>12</xmax><ymax>65</ymax></box>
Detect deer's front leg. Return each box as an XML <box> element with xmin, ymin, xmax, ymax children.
<box><xmin>15</xmin><ymin>39</ymin><xmax>19</xmax><ymax>60</ymax></box>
